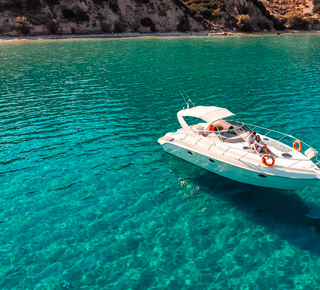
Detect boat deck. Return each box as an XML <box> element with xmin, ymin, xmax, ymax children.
<box><xmin>167</xmin><ymin>130</ymin><xmax>319</xmax><ymax>176</ymax></box>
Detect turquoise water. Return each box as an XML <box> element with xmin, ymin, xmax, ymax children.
<box><xmin>1</xmin><ymin>35</ymin><xmax>320</xmax><ymax>289</ymax></box>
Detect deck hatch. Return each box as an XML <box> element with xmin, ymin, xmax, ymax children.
<box><xmin>265</xmin><ymin>139</ymin><xmax>292</xmax><ymax>153</ymax></box>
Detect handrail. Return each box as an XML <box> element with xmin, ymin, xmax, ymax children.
<box><xmin>191</xmin><ymin>120</ymin><xmax>316</xmax><ymax>153</ymax></box>
<box><xmin>231</xmin><ymin>121</ymin><xmax>319</xmax><ymax>160</ymax></box>
<box><xmin>243</xmin><ymin>121</ymin><xmax>315</xmax><ymax>150</ymax></box>
<box><xmin>209</xmin><ymin>140</ymin><xmax>316</xmax><ymax>171</ymax></box>
<box><xmin>174</xmin><ymin>131</ymin><xmax>312</xmax><ymax>162</ymax></box>
<box><xmin>169</xmin><ymin>125</ymin><xmax>319</xmax><ymax>170</ymax></box>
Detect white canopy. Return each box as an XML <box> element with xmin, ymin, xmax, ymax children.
<box><xmin>177</xmin><ymin>106</ymin><xmax>235</xmax><ymax>129</ymax></box>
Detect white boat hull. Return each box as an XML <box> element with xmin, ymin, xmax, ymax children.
<box><xmin>162</xmin><ymin>143</ymin><xmax>318</xmax><ymax>191</ymax></box>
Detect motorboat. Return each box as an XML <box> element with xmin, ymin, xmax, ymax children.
<box><xmin>158</xmin><ymin>104</ymin><xmax>320</xmax><ymax>190</ymax></box>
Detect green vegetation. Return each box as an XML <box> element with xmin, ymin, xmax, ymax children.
<box><xmin>236</xmin><ymin>14</ymin><xmax>253</xmax><ymax>32</ymax></box>
<box><xmin>0</xmin><ymin>0</ymin><xmax>319</xmax><ymax>36</ymax></box>
<box><xmin>314</xmin><ymin>0</ymin><xmax>320</xmax><ymax>14</ymax></box>
<box><xmin>184</xmin><ymin>0</ymin><xmax>225</xmax><ymax>20</ymax></box>
<box><xmin>49</xmin><ymin>18</ymin><xmax>60</xmax><ymax>34</ymax></box>
<box><xmin>284</xmin><ymin>12</ymin><xmax>310</xmax><ymax>29</ymax></box>
<box><xmin>15</xmin><ymin>16</ymin><xmax>32</xmax><ymax>34</ymax></box>
<box><xmin>273</xmin><ymin>14</ymin><xmax>286</xmax><ymax>29</ymax></box>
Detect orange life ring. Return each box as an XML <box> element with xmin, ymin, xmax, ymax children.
<box><xmin>262</xmin><ymin>154</ymin><xmax>275</xmax><ymax>167</ymax></box>
<box><xmin>293</xmin><ymin>140</ymin><xmax>302</xmax><ymax>152</ymax></box>
<box><xmin>209</xmin><ymin>125</ymin><xmax>215</xmax><ymax>131</ymax></box>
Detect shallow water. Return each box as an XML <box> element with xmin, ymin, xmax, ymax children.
<box><xmin>1</xmin><ymin>35</ymin><xmax>320</xmax><ymax>289</ymax></box>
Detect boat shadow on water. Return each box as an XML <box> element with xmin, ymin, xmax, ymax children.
<box><xmin>195</xmin><ymin>171</ymin><xmax>320</xmax><ymax>256</ymax></box>
<box><xmin>163</xmin><ymin>153</ymin><xmax>320</xmax><ymax>256</ymax></box>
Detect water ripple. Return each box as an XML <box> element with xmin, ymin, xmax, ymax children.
<box><xmin>1</xmin><ymin>35</ymin><xmax>320</xmax><ymax>289</ymax></box>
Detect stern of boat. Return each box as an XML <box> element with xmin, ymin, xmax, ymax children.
<box><xmin>158</xmin><ymin>133</ymin><xmax>174</xmax><ymax>145</ymax></box>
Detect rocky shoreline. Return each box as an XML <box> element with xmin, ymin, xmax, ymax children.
<box><xmin>1</xmin><ymin>30</ymin><xmax>320</xmax><ymax>43</ymax></box>
<box><xmin>0</xmin><ymin>31</ymin><xmax>207</xmax><ymax>42</ymax></box>
<box><xmin>1</xmin><ymin>0</ymin><xmax>319</xmax><ymax>40</ymax></box>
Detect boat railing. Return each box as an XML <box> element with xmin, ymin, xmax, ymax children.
<box><xmin>247</xmin><ymin>122</ymin><xmax>320</xmax><ymax>167</ymax></box>
<box><xmin>186</xmin><ymin>120</ymin><xmax>316</xmax><ymax>154</ymax></box>
<box><xmin>240</xmin><ymin>121</ymin><xmax>315</xmax><ymax>151</ymax></box>
<box><xmin>171</xmin><ymin>129</ymin><xmax>319</xmax><ymax>171</ymax></box>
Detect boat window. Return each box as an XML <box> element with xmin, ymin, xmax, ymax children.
<box><xmin>228</xmin><ymin>121</ymin><xmax>251</xmax><ymax>133</ymax></box>
<box><xmin>242</xmin><ymin>124</ymin><xmax>251</xmax><ymax>132</ymax></box>
<box><xmin>210</xmin><ymin>120</ymin><xmax>251</xmax><ymax>143</ymax></box>
<box><xmin>187</xmin><ymin>151</ymin><xmax>193</xmax><ymax>155</ymax></box>
<box><xmin>258</xmin><ymin>174</ymin><xmax>267</xmax><ymax>178</ymax></box>
<box><xmin>209</xmin><ymin>159</ymin><xmax>215</xmax><ymax>163</ymax></box>
<box><xmin>186</xmin><ymin>117</ymin><xmax>206</xmax><ymax>127</ymax></box>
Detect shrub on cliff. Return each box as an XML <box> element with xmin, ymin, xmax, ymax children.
<box><xmin>15</xmin><ymin>16</ymin><xmax>32</xmax><ymax>34</ymax></box>
<box><xmin>285</xmin><ymin>12</ymin><xmax>309</xmax><ymax>29</ymax></box>
<box><xmin>273</xmin><ymin>15</ymin><xmax>286</xmax><ymax>29</ymax></box>
<box><xmin>314</xmin><ymin>0</ymin><xmax>320</xmax><ymax>14</ymax></box>
<box><xmin>184</xmin><ymin>0</ymin><xmax>225</xmax><ymax>20</ymax></box>
<box><xmin>302</xmin><ymin>16</ymin><xmax>317</xmax><ymax>29</ymax></box>
<box><xmin>49</xmin><ymin>19</ymin><xmax>60</xmax><ymax>34</ymax></box>
<box><xmin>237</xmin><ymin>14</ymin><xmax>253</xmax><ymax>32</ymax></box>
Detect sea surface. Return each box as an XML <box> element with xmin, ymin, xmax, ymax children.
<box><xmin>1</xmin><ymin>34</ymin><xmax>320</xmax><ymax>289</ymax></box>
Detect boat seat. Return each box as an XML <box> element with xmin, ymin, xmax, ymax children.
<box><xmin>221</xmin><ymin>136</ymin><xmax>245</xmax><ymax>143</ymax></box>
<box><xmin>192</xmin><ymin>123</ymin><xmax>209</xmax><ymax>136</ymax></box>
<box><xmin>305</xmin><ymin>148</ymin><xmax>318</xmax><ymax>159</ymax></box>
<box><xmin>213</xmin><ymin>119</ymin><xmax>231</xmax><ymax>131</ymax></box>
<box><xmin>191</xmin><ymin>123</ymin><xmax>207</xmax><ymax>130</ymax></box>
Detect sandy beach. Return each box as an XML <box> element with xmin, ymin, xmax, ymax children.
<box><xmin>1</xmin><ymin>30</ymin><xmax>320</xmax><ymax>43</ymax></box>
<box><xmin>0</xmin><ymin>32</ymin><xmax>207</xmax><ymax>43</ymax></box>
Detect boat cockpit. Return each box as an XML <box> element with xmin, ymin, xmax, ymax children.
<box><xmin>191</xmin><ymin>119</ymin><xmax>251</xmax><ymax>144</ymax></box>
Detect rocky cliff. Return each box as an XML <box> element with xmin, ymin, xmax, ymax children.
<box><xmin>184</xmin><ymin>0</ymin><xmax>276</xmax><ymax>31</ymax></box>
<box><xmin>0</xmin><ymin>0</ymin><xmax>207</xmax><ymax>36</ymax></box>
<box><xmin>184</xmin><ymin>0</ymin><xmax>320</xmax><ymax>31</ymax></box>
<box><xmin>0</xmin><ymin>0</ymin><xmax>319</xmax><ymax>36</ymax></box>
<box><xmin>262</xmin><ymin>0</ymin><xmax>314</xmax><ymax>15</ymax></box>
<box><xmin>261</xmin><ymin>0</ymin><xmax>320</xmax><ymax>29</ymax></box>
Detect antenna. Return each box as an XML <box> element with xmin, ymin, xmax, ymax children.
<box><xmin>179</xmin><ymin>90</ymin><xmax>188</xmax><ymax>108</ymax></box>
<box><xmin>179</xmin><ymin>90</ymin><xmax>196</xmax><ymax>109</ymax></box>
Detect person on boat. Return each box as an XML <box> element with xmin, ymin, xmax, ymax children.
<box><xmin>247</xmin><ymin>130</ymin><xmax>256</xmax><ymax>148</ymax></box>
<box><xmin>254</xmin><ymin>135</ymin><xmax>271</xmax><ymax>155</ymax></box>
